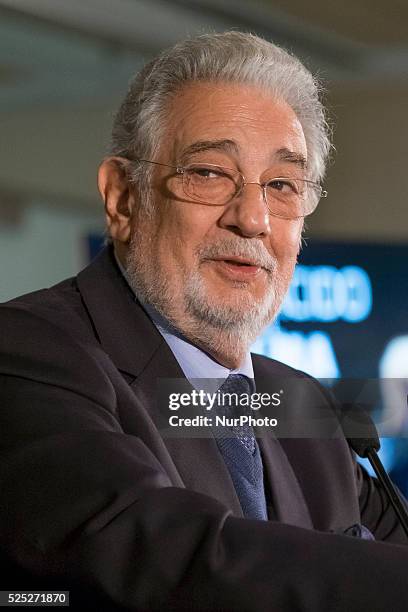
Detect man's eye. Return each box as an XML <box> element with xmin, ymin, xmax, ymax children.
<box><xmin>190</xmin><ymin>167</ymin><xmax>225</xmax><ymax>179</ymax></box>
<box><xmin>267</xmin><ymin>179</ymin><xmax>297</xmax><ymax>193</ymax></box>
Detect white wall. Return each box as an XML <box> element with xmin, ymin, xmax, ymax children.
<box><xmin>0</xmin><ymin>201</ymin><xmax>103</xmax><ymax>301</ymax></box>
<box><xmin>310</xmin><ymin>83</ymin><xmax>408</xmax><ymax>242</ymax></box>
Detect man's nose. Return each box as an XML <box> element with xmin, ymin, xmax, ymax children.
<box><xmin>219</xmin><ymin>182</ymin><xmax>271</xmax><ymax>238</ymax></box>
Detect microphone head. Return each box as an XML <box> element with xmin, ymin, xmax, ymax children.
<box><xmin>339</xmin><ymin>403</ymin><xmax>381</xmax><ymax>457</ymax></box>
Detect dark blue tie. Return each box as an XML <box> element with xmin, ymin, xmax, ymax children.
<box><xmin>212</xmin><ymin>374</ymin><xmax>268</xmax><ymax>521</ymax></box>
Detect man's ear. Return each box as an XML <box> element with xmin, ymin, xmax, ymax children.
<box><xmin>98</xmin><ymin>157</ymin><xmax>137</xmax><ymax>244</ymax></box>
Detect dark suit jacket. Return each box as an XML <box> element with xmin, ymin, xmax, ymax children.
<box><xmin>1</xmin><ymin>247</ymin><xmax>408</xmax><ymax>611</ymax></box>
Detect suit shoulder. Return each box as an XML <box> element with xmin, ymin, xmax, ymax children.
<box><xmin>1</xmin><ymin>276</ymin><xmax>96</xmax><ymax>345</ymax></box>
<box><xmin>0</xmin><ymin>278</ymin><xmax>113</xmax><ymax>385</ymax></box>
<box><xmin>0</xmin><ymin>294</ymin><xmax>117</xmax><ymax>411</ymax></box>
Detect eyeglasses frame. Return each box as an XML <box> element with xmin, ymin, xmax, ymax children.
<box><xmin>130</xmin><ymin>158</ymin><xmax>328</xmax><ymax>219</ymax></box>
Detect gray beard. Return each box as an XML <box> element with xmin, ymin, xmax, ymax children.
<box><xmin>183</xmin><ymin>268</ymin><xmax>278</xmax><ymax>345</ymax></box>
<box><xmin>125</xmin><ymin>233</ymin><xmax>292</xmax><ymax>357</ymax></box>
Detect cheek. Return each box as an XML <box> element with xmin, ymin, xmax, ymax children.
<box><xmin>154</xmin><ymin>203</ymin><xmax>219</xmax><ymax>266</ymax></box>
<box><xmin>269</xmin><ymin>219</ymin><xmax>303</xmax><ymax>259</ymax></box>
<box><xmin>175</xmin><ymin>202</ymin><xmax>221</xmax><ymax>240</ymax></box>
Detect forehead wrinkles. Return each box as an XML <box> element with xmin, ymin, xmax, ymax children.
<box><xmin>160</xmin><ymin>83</ymin><xmax>306</xmax><ymax>163</ymax></box>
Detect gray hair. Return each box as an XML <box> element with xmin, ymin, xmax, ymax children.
<box><xmin>110</xmin><ymin>31</ymin><xmax>331</xmax><ymax>210</ymax></box>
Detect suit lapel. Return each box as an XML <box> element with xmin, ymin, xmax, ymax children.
<box><xmin>76</xmin><ymin>248</ymin><xmax>244</xmax><ymax>517</ymax></box>
<box><xmin>257</xmin><ymin>436</ymin><xmax>313</xmax><ymax>528</ymax></box>
<box><xmin>253</xmin><ymin>355</ymin><xmax>313</xmax><ymax>529</ymax></box>
<box><xmin>77</xmin><ymin>247</ymin><xmax>163</xmax><ymax>378</ymax></box>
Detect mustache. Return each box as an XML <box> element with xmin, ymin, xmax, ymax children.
<box><xmin>196</xmin><ymin>238</ymin><xmax>277</xmax><ymax>272</ymax></box>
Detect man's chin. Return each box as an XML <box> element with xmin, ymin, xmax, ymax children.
<box><xmin>185</xmin><ymin>285</ymin><xmax>276</xmax><ymax>333</ymax></box>
<box><xmin>199</xmin><ymin>283</ymin><xmax>272</xmax><ymax>314</ymax></box>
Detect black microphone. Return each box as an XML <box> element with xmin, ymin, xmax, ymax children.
<box><xmin>340</xmin><ymin>404</ymin><xmax>408</xmax><ymax>539</ymax></box>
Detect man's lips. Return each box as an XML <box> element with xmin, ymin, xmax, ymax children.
<box><xmin>206</xmin><ymin>256</ymin><xmax>269</xmax><ymax>280</ymax></box>
<box><xmin>211</xmin><ymin>256</ymin><xmax>269</xmax><ymax>270</ymax></box>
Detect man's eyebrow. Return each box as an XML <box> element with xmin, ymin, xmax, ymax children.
<box><xmin>274</xmin><ymin>147</ymin><xmax>307</xmax><ymax>169</ymax></box>
<box><xmin>179</xmin><ymin>139</ymin><xmax>239</xmax><ymax>162</ymax></box>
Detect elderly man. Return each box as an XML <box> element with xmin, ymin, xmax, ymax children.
<box><xmin>1</xmin><ymin>31</ymin><xmax>407</xmax><ymax>611</ymax></box>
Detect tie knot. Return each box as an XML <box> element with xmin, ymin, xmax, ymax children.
<box><xmin>219</xmin><ymin>374</ymin><xmax>254</xmax><ymax>397</ymax></box>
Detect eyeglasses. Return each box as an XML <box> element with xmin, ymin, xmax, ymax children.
<box><xmin>134</xmin><ymin>158</ymin><xmax>327</xmax><ymax>219</ymax></box>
